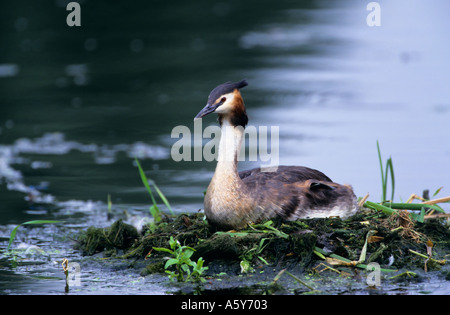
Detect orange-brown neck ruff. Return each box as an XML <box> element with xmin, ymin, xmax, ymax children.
<box><xmin>218</xmin><ymin>89</ymin><xmax>248</xmax><ymax>128</ymax></box>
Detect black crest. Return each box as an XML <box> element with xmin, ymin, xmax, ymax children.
<box><xmin>208</xmin><ymin>80</ymin><xmax>248</xmax><ymax>104</ymax></box>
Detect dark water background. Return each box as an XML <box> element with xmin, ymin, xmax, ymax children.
<box><xmin>0</xmin><ymin>0</ymin><xmax>449</xmax><ymax>294</ymax></box>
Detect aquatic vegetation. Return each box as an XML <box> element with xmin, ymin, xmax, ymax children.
<box><xmin>377</xmin><ymin>140</ymin><xmax>395</xmax><ymax>202</ymax></box>
<box><xmin>135</xmin><ymin>158</ymin><xmax>174</xmax><ymax>223</ymax></box>
<box><xmin>76</xmin><ymin>205</ymin><xmax>450</xmax><ymax>294</ymax></box>
<box><xmin>150</xmin><ymin>236</ymin><xmax>208</xmax><ymax>283</ymax></box>
<box><xmin>76</xmin><ymin>219</ymin><xmax>139</xmax><ymax>255</ymax></box>
<box><xmin>364</xmin><ymin>141</ymin><xmax>448</xmax><ymax>223</ymax></box>
<box><xmin>73</xmin><ymin>143</ymin><xmax>449</xmax><ymax>293</ymax></box>
<box><xmin>5</xmin><ymin>220</ymin><xmax>61</xmax><ymax>252</ymax></box>
<box><xmin>239</xmin><ymin>238</ymin><xmax>270</xmax><ymax>273</ymax></box>
<box><xmin>0</xmin><ymin>220</ymin><xmax>61</xmax><ymax>269</ymax></box>
<box><xmin>217</xmin><ymin>221</ymin><xmax>288</xmax><ymax>272</ymax></box>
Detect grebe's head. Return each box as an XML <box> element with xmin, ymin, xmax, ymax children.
<box><xmin>195</xmin><ymin>80</ymin><xmax>248</xmax><ymax>127</ymax></box>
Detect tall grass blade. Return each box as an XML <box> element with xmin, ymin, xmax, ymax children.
<box><xmin>135</xmin><ymin>158</ymin><xmax>157</xmax><ymax>205</ymax></box>
<box><xmin>135</xmin><ymin>158</ymin><xmax>174</xmax><ymax>218</ymax></box>
<box><xmin>377</xmin><ymin>141</ymin><xmax>395</xmax><ymax>201</ymax></box>
<box><xmin>7</xmin><ymin>220</ymin><xmax>61</xmax><ymax>251</ymax></box>
<box><xmin>376</xmin><ymin>140</ymin><xmax>386</xmax><ymax>201</ymax></box>
<box><xmin>386</xmin><ymin>157</ymin><xmax>395</xmax><ymax>201</ymax></box>
<box><xmin>107</xmin><ymin>194</ymin><xmax>113</xmax><ymax>220</ymax></box>
<box><xmin>135</xmin><ymin>158</ymin><xmax>160</xmax><ymax>221</ymax></box>
<box><xmin>152</xmin><ymin>181</ymin><xmax>174</xmax><ymax>215</ymax></box>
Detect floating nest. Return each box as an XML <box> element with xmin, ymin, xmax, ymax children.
<box><xmin>75</xmin><ymin>208</ymin><xmax>449</xmax><ymax>281</ymax></box>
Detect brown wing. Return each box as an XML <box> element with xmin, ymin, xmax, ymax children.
<box><xmin>238</xmin><ymin>165</ymin><xmax>333</xmax><ymax>217</ymax></box>
<box><xmin>238</xmin><ymin>165</ymin><xmax>332</xmax><ymax>186</ymax></box>
<box><xmin>238</xmin><ymin>166</ymin><xmax>356</xmax><ymax>220</ymax></box>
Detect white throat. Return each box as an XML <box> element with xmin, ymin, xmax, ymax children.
<box><xmin>217</xmin><ymin>119</ymin><xmax>244</xmax><ymax>166</ymax></box>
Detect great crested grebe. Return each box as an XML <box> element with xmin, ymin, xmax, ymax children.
<box><xmin>195</xmin><ymin>80</ymin><xmax>358</xmax><ymax>230</ymax></box>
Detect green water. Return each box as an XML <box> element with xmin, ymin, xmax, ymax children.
<box><xmin>0</xmin><ymin>0</ymin><xmax>449</xmax><ymax>294</ymax></box>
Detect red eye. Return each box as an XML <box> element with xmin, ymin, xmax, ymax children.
<box><xmin>221</xmin><ymin>97</ymin><xmax>226</xmax><ymax>103</ymax></box>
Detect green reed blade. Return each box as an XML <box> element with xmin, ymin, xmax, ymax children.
<box><xmin>7</xmin><ymin>220</ymin><xmax>61</xmax><ymax>251</ymax></box>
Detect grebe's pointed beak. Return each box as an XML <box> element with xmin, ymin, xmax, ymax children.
<box><xmin>194</xmin><ymin>101</ymin><xmax>222</xmax><ymax>121</ymax></box>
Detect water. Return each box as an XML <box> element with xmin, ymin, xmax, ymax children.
<box><xmin>0</xmin><ymin>0</ymin><xmax>449</xmax><ymax>294</ymax></box>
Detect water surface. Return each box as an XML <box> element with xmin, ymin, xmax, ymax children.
<box><xmin>0</xmin><ymin>0</ymin><xmax>449</xmax><ymax>294</ymax></box>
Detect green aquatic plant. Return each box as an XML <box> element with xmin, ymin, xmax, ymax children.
<box><xmin>107</xmin><ymin>193</ymin><xmax>113</xmax><ymax>220</ymax></box>
<box><xmin>239</xmin><ymin>237</ymin><xmax>270</xmax><ymax>273</ymax></box>
<box><xmin>6</xmin><ymin>220</ymin><xmax>61</xmax><ymax>252</ymax></box>
<box><xmin>151</xmin><ymin>236</ymin><xmax>208</xmax><ymax>282</ymax></box>
<box><xmin>135</xmin><ymin>158</ymin><xmax>174</xmax><ymax>222</ymax></box>
<box><xmin>364</xmin><ymin>195</ymin><xmax>446</xmax><ymax>222</ymax></box>
<box><xmin>216</xmin><ymin>220</ymin><xmax>289</xmax><ymax>239</ymax></box>
<box><xmin>365</xmin><ymin>142</ymin><xmax>447</xmax><ymax>221</ymax></box>
<box><xmin>377</xmin><ymin>140</ymin><xmax>395</xmax><ymax>202</ymax></box>
<box><xmin>216</xmin><ymin>221</ymin><xmax>290</xmax><ymax>273</ymax></box>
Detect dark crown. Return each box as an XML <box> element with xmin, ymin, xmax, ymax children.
<box><xmin>208</xmin><ymin>80</ymin><xmax>248</xmax><ymax>104</ymax></box>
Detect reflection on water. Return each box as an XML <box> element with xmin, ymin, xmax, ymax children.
<box><xmin>0</xmin><ymin>0</ymin><xmax>449</xmax><ymax>294</ymax></box>
<box><xmin>246</xmin><ymin>0</ymin><xmax>450</xmax><ymax>205</ymax></box>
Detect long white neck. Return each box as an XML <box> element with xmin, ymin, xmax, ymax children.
<box><xmin>205</xmin><ymin>116</ymin><xmax>256</xmax><ymax>230</ymax></box>
<box><xmin>216</xmin><ymin>119</ymin><xmax>244</xmax><ymax>171</ymax></box>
